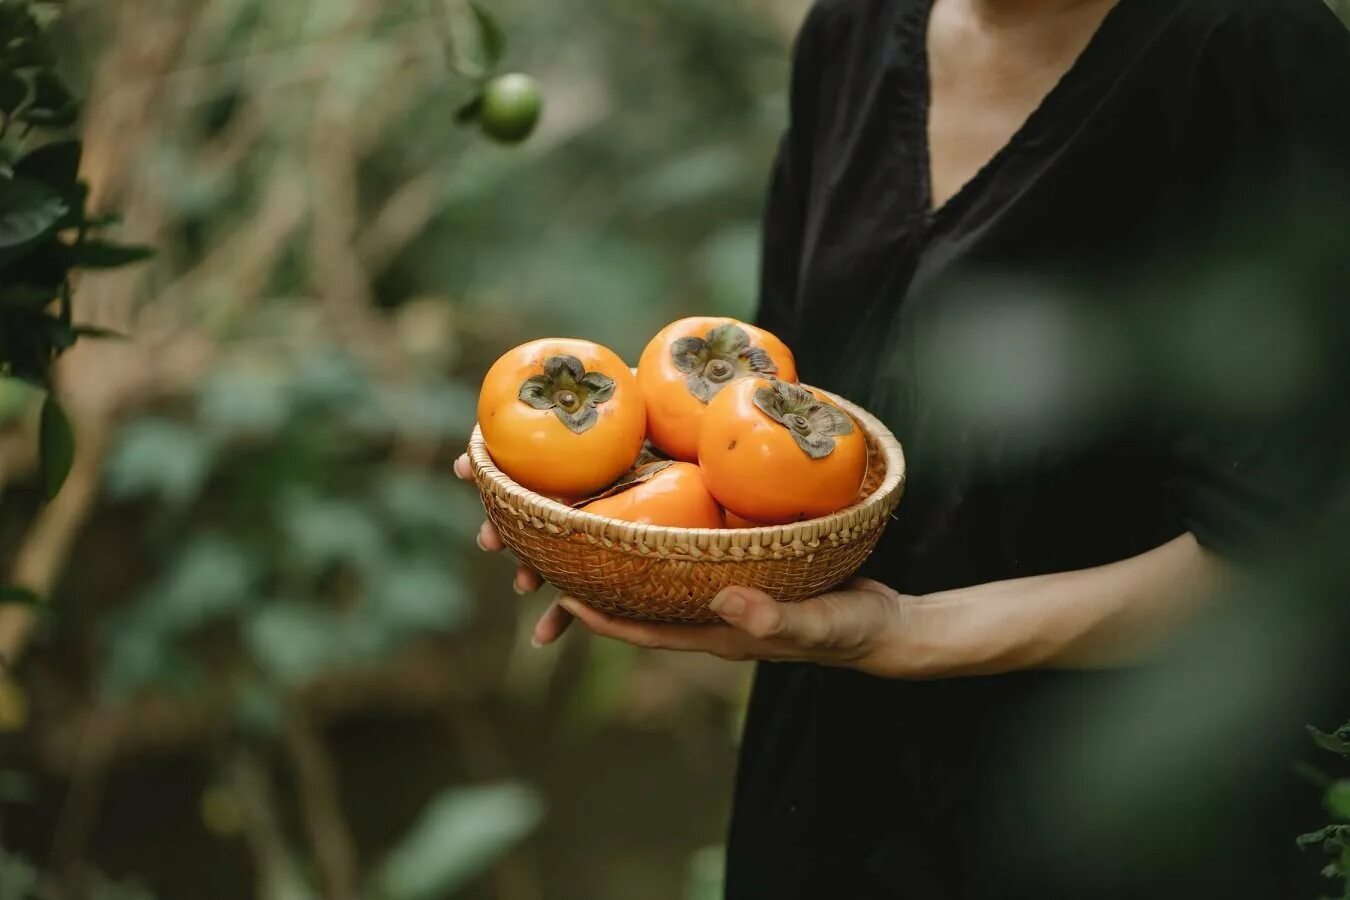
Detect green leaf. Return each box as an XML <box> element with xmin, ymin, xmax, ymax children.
<box><xmin>0</xmin><ymin>376</ymin><xmax>36</xmax><ymax>426</ymax></box>
<box><xmin>1298</xmin><ymin>823</ymin><xmax>1350</xmax><ymax>853</ymax></box>
<box><xmin>280</xmin><ymin>493</ymin><xmax>385</xmax><ymax>574</ymax></box>
<box><xmin>245</xmin><ymin>602</ymin><xmax>346</xmax><ymax>686</ymax></box>
<box><xmin>104</xmin><ymin>417</ymin><xmax>214</xmax><ymax>507</ymax></box>
<box><xmin>72</xmin><ymin>324</ymin><xmax>128</xmax><ymax>340</ymax></box>
<box><xmin>232</xmin><ymin>679</ymin><xmax>283</xmax><ymax>737</ymax></box>
<box><xmin>373</xmin><ymin>470</ymin><xmax>481</xmax><ymax>543</ymax></box>
<box><xmin>0</xmin><ymin>177</ymin><xmax>66</xmax><ymax>251</ymax></box>
<box><xmin>198</xmin><ymin>367</ymin><xmax>290</xmax><ymax>437</ymax></box>
<box><xmin>100</xmin><ymin>627</ymin><xmax>173</xmax><ymax>699</ymax></box>
<box><xmin>3</xmin><ymin>238</ymin><xmax>74</xmax><ymax>289</ymax></box>
<box><xmin>0</xmin><ymin>585</ymin><xmax>40</xmax><ymax>607</ymax></box>
<box><xmin>0</xmin><ymin>68</ymin><xmax>27</xmax><ymax>114</ymax></box>
<box><xmin>19</xmin><ymin>70</ymin><xmax>78</xmax><ymax>128</ymax></box>
<box><xmin>369</xmin><ymin>559</ymin><xmax>468</xmax><ymax>634</ymax></box>
<box><xmin>13</xmin><ymin>140</ymin><xmax>81</xmax><ymax>188</ymax></box>
<box><xmin>1311</xmin><ymin>724</ymin><xmax>1350</xmax><ymax>757</ymax></box>
<box><xmin>40</xmin><ymin>314</ymin><xmax>75</xmax><ymax>350</ymax></box>
<box><xmin>352</xmin><ymin>380</ymin><xmax>477</xmax><ymax>439</ymax></box>
<box><xmin>0</xmin><ymin>848</ymin><xmax>39</xmax><ymax>899</ymax></box>
<box><xmin>142</xmin><ymin>535</ymin><xmax>257</xmax><ymax>631</ymax></box>
<box><xmin>467</xmin><ymin>1</ymin><xmax>504</xmax><ymax>69</ymax></box>
<box><xmin>454</xmin><ymin>93</ymin><xmax>483</xmax><ymax>126</ymax></box>
<box><xmin>73</xmin><ymin>240</ymin><xmax>154</xmax><ymax>269</ymax></box>
<box><xmin>371</xmin><ymin>782</ymin><xmax>542</xmax><ymax>900</ymax></box>
<box><xmin>291</xmin><ymin>351</ymin><xmax>368</xmax><ymax>408</ymax></box>
<box><xmin>1297</xmin><ymin>823</ymin><xmax>1343</xmax><ymax>849</ymax></box>
<box><xmin>4</xmin><ymin>37</ymin><xmax>55</xmax><ymax>69</ymax></box>
<box><xmin>83</xmin><ymin>212</ymin><xmax>123</xmax><ymax>230</ymax></box>
<box><xmin>0</xmin><ymin>282</ymin><xmax>55</xmax><ymax>309</ymax></box>
<box><xmin>685</xmin><ymin>845</ymin><xmax>726</xmax><ymax>900</ymax></box>
<box><xmin>1328</xmin><ymin>780</ymin><xmax>1350</xmax><ymax>821</ymax></box>
<box><xmin>38</xmin><ymin>392</ymin><xmax>73</xmax><ymax>500</ymax></box>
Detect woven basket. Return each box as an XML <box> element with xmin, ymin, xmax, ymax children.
<box><xmin>468</xmin><ymin>387</ymin><xmax>905</xmax><ymax>623</ymax></box>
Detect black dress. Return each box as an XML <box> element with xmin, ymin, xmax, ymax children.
<box><xmin>726</xmin><ymin>1</ymin><xmax>1350</xmax><ymax>898</ymax></box>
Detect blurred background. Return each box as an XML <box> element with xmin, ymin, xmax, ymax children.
<box><xmin>1</xmin><ymin>1</ymin><xmax>1348</xmax><ymax>900</ymax></box>
<box><xmin>0</xmin><ymin>1</ymin><xmax>810</xmax><ymax>898</ymax></box>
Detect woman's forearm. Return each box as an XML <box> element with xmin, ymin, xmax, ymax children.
<box><xmin>885</xmin><ymin>533</ymin><xmax>1226</xmax><ymax>677</ymax></box>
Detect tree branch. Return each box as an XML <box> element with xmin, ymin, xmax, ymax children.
<box><xmin>281</xmin><ymin>704</ymin><xmax>361</xmax><ymax>900</ymax></box>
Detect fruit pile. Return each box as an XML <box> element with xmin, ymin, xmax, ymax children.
<box><xmin>476</xmin><ymin>318</ymin><xmax>868</xmax><ymax>528</ymax></box>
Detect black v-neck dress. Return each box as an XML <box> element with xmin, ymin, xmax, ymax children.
<box><xmin>726</xmin><ymin>1</ymin><xmax>1350</xmax><ymax>898</ymax></box>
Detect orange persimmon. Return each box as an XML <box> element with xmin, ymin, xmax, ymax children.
<box><xmin>580</xmin><ymin>461</ymin><xmax>724</xmax><ymax>529</ymax></box>
<box><xmin>478</xmin><ymin>338</ymin><xmax>645</xmax><ymax>498</ymax></box>
<box><xmin>637</xmin><ymin>317</ymin><xmax>797</xmax><ymax>462</ymax></box>
<box><xmin>723</xmin><ymin>510</ymin><xmax>767</xmax><ymax>529</ymax></box>
<box><xmin>698</xmin><ymin>378</ymin><xmax>866</xmax><ymax>525</ymax></box>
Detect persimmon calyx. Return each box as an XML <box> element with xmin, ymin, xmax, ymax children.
<box><xmin>518</xmin><ymin>354</ymin><xmax>616</xmax><ymax>433</ymax></box>
<box><xmin>573</xmin><ymin>460</ymin><xmax>675</xmax><ymax>506</ymax></box>
<box><xmin>670</xmin><ymin>324</ymin><xmax>778</xmax><ymax>403</ymax></box>
<box><xmin>635</xmin><ymin>440</ymin><xmax>670</xmax><ymax>467</ymax></box>
<box><xmin>752</xmin><ymin>382</ymin><xmax>854</xmax><ymax>459</ymax></box>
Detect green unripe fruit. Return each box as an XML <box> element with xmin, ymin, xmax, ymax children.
<box><xmin>479</xmin><ymin>73</ymin><xmax>542</xmax><ymax>144</ymax></box>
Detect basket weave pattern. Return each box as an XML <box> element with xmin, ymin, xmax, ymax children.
<box><xmin>469</xmin><ymin>389</ymin><xmax>905</xmax><ymax>623</ymax></box>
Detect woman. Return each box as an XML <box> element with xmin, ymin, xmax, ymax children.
<box><xmin>457</xmin><ymin>0</ymin><xmax>1350</xmax><ymax>896</ymax></box>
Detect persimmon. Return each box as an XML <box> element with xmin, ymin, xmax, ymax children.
<box><xmin>637</xmin><ymin>317</ymin><xmax>797</xmax><ymax>461</ymax></box>
<box><xmin>580</xmin><ymin>461</ymin><xmax>724</xmax><ymax>529</ymax></box>
<box><xmin>698</xmin><ymin>378</ymin><xmax>867</xmax><ymax>525</ymax></box>
<box><xmin>723</xmin><ymin>510</ymin><xmax>767</xmax><ymax>529</ymax></box>
<box><xmin>478</xmin><ymin>338</ymin><xmax>645</xmax><ymax>498</ymax></box>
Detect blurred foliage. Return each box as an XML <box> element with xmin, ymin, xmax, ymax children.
<box><xmin>370</xmin><ymin>782</ymin><xmax>542</xmax><ymax>900</ymax></box>
<box><xmin>97</xmin><ymin>351</ymin><xmax>480</xmax><ymax>701</ymax></box>
<box><xmin>1300</xmin><ymin>721</ymin><xmax>1350</xmax><ymax>899</ymax></box>
<box><xmin>3</xmin><ymin>0</ymin><xmax>771</xmax><ymax>897</ymax></box>
<box><xmin>0</xmin><ymin>848</ymin><xmax>157</xmax><ymax>900</ymax></box>
<box><xmin>0</xmin><ymin>0</ymin><xmax>151</xmax><ymax>501</ymax></box>
<box><xmin>683</xmin><ymin>844</ymin><xmax>724</xmax><ymax>900</ymax></box>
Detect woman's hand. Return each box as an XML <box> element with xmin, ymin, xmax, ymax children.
<box><xmin>558</xmin><ymin>579</ymin><xmax>917</xmax><ymax>677</ymax></box>
<box><xmin>454</xmin><ymin>453</ymin><xmax>576</xmax><ymax>646</ymax></box>
<box><xmin>452</xmin><ymin>459</ymin><xmax>1222</xmax><ymax>677</ymax></box>
<box><xmin>455</xmin><ymin>452</ymin><xmax>917</xmax><ymax>669</ymax></box>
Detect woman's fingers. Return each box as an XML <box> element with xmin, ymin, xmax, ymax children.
<box><xmin>513</xmin><ymin>566</ymin><xmax>542</xmax><ymax>594</ymax></box>
<box><xmin>531</xmin><ymin>601</ymin><xmax>574</xmax><ymax>647</ymax></box>
<box><xmin>712</xmin><ymin>581</ymin><xmax>903</xmax><ymax>667</ymax></box>
<box><xmin>554</xmin><ymin>581</ymin><xmax>909</xmax><ymax>668</ymax></box>
<box><xmin>476</xmin><ymin>520</ymin><xmax>505</xmax><ymax>552</ymax></box>
<box><xmin>453</xmin><ymin>453</ymin><xmax>472</xmax><ymax>481</ymax></box>
<box><xmin>557</xmin><ymin>596</ymin><xmax>752</xmax><ymax>660</ymax></box>
<box><xmin>456</xmin><ymin>451</ymin><xmax>548</xmax><ymax>611</ymax></box>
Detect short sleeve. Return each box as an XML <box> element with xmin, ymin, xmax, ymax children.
<box><xmin>753</xmin><ymin>3</ymin><xmax>832</xmax><ymax>346</ymax></box>
<box><xmin>1164</xmin><ymin>1</ymin><xmax>1350</xmax><ymax>559</ymax></box>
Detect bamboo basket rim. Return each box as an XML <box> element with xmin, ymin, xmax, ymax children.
<box><xmin>468</xmin><ymin>386</ymin><xmax>906</xmax><ymax>550</ymax></box>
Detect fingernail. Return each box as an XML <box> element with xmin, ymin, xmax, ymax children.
<box><xmin>709</xmin><ymin>589</ymin><xmax>744</xmax><ymax>617</ymax></box>
<box><xmin>475</xmin><ymin>533</ymin><xmax>487</xmax><ymax>551</ymax></box>
<box><xmin>530</xmin><ymin>636</ymin><xmax>545</xmax><ymax>649</ymax></box>
<box><xmin>558</xmin><ymin>596</ymin><xmax>581</xmax><ymax>614</ymax></box>
<box><xmin>512</xmin><ymin>581</ymin><xmax>528</xmax><ymax>596</ymax></box>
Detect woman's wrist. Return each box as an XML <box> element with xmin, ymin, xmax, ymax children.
<box><xmin>861</xmin><ymin>591</ymin><xmax>967</xmax><ymax>678</ymax></box>
<box><xmin>864</xmin><ymin>534</ymin><xmax>1224</xmax><ymax>679</ymax></box>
